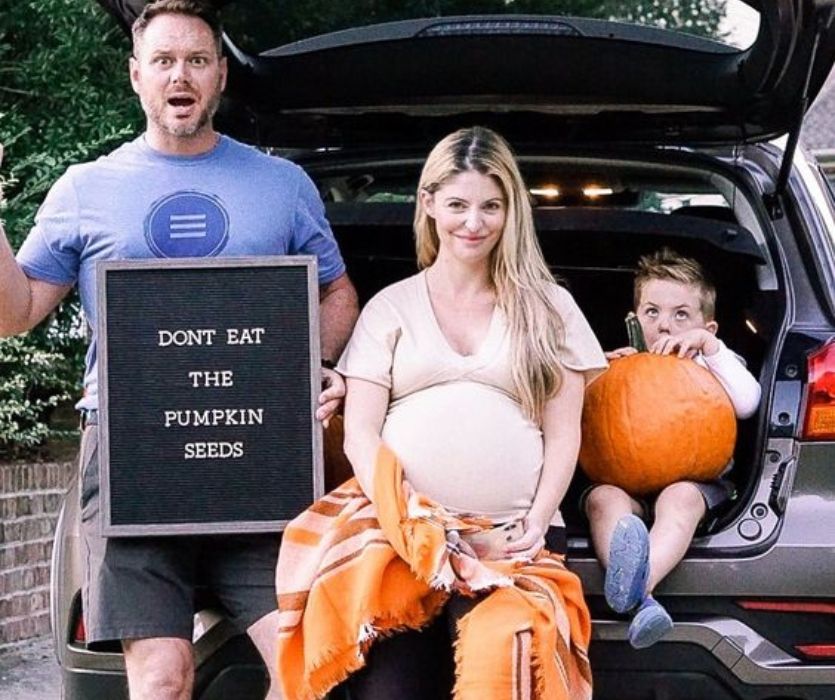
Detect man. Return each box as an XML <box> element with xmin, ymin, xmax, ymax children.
<box><xmin>0</xmin><ymin>1</ymin><xmax>358</xmax><ymax>698</ymax></box>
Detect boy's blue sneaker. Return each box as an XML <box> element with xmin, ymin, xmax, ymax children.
<box><xmin>628</xmin><ymin>596</ymin><xmax>674</xmax><ymax>649</ymax></box>
<box><xmin>604</xmin><ymin>514</ymin><xmax>649</xmax><ymax>613</ymax></box>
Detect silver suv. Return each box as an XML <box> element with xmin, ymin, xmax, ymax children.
<box><xmin>53</xmin><ymin>1</ymin><xmax>835</xmax><ymax>697</ymax></box>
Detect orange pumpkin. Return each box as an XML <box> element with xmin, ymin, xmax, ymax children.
<box><xmin>579</xmin><ymin>353</ymin><xmax>736</xmax><ymax>495</ymax></box>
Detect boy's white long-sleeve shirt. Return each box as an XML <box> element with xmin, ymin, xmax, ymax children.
<box><xmin>696</xmin><ymin>340</ymin><xmax>761</xmax><ymax>419</ymax></box>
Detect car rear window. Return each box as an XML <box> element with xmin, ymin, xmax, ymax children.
<box><xmin>307</xmin><ymin>158</ymin><xmax>733</xmax><ymax>215</ymax></box>
<box><xmin>220</xmin><ymin>0</ymin><xmax>760</xmax><ymax>55</ymax></box>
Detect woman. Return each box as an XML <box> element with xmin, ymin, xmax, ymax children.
<box><xmin>276</xmin><ymin>127</ymin><xmax>606</xmax><ymax>700</ymax></box>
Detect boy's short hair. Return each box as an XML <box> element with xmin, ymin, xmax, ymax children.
<box><xmin>634</xmin><ymin>247</ymin><xmax>717</xmax><ymax>320</ymax></box>
<box><xmin>132</xmin><ymin>0</ymin><xmax>223</xmax><ymax>55</ymax></box>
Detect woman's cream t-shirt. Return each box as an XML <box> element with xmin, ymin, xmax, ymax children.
<box><xmin>338</xmin><ymin>271</ymin><xmax>607</xmax><ymax>524</ymax></box>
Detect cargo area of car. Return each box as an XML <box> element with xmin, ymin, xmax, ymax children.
<box><xmin>321</xmin><ymin>156</ymin><xmax>780</xmax><ymax>537</ymax></box>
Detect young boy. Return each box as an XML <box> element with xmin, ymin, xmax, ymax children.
<box><xmin>585</xmin><ymin>248</ymin><xmax>761</xmax><ymax>649</ymax></box>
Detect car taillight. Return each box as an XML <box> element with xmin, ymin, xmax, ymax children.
<box><xmin>737</xmin><ymin>600</ymin><xmax>835</xmax><ymax>614</ymax></box>
<box><xmin>72</xmin><ymin>614</ymin><xmax>86</xmax><ymax>644</ymax></box>
<box><xmin>802</xmin><ymin>339</ymin><xmax>835</xmax><ymax>440</ymax></box>
<box><xmin>737</xmin><ymin>599</ymin><xmax>835</xmax><ymax>661</ymax></box>
<box><xmin>795</xmin><ymin>644</ymin><xmax>835</xmax><ymax>659</ymax></box>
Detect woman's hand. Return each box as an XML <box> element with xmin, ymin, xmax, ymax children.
<box><xmin>316</xmin><ymin>368</ymin><xmax>345</xmax><ymax>426</ymax></box>
<box><xmin>605</xmin><ymin>346</ymin><xmax>638</xmax><ymax>360</ymax></box>
<box><xmin>503</xmin><ymin>516</ymin><xmax>547</xmax><ymax>560</ymax></box>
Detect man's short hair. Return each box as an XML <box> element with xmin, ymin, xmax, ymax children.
<box><xmin>132</xmin><ymin>0</ymin><xmax>223</xmax><ymax>55</ymax></box>
<box><xmin>634</xmin><ymin>247</ymin><xmax>717</xmax><ymax>320</ymax></box>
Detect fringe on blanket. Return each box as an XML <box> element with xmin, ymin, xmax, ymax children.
<box><xmin>276</xmin><ymin>444</ymin><xmax>593</xmax><ymax>700</ymax></box>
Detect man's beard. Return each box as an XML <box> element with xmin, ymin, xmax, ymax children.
<box><xmin>147</xmin><ymin>78</ymin><xmax>223</xmax><ymax>139</ymax></box>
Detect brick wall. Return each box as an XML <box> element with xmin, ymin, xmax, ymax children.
<box><xmin>0</xmin><ymin>461</ymin><xmax>75</xmax><ymax>649</ymax></box>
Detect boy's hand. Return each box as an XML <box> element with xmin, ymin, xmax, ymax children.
<box><xmin>650</xmin><ymin>329</ymin><xmax>720</xmax><ymax>358</ymax></box>
<box><xmin>605</xmin><ymin>346</ymin><xmax>638</xmax><ymax>360</ymax></box>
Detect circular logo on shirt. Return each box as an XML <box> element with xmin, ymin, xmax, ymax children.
<box><xmin>145</xmin><ymin>191</ymin><xmax>229</xmax><ymax>258</ymax></box>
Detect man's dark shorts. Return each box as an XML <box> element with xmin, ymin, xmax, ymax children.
<box><xmin>79</xmin><ymin>425</ymin><xmax>280</xmax><ymax>648</ymax></box>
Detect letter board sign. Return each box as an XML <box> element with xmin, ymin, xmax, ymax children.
<box><xmin>97</xmin><ymin>257</ymin><xmax>323</xmax><ymax>536</ymax></box>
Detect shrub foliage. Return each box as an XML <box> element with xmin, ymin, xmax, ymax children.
<box><xmin>0</xmin><ymin>0</ymin><xmax>140</xmax><ymax>456</ymax></box>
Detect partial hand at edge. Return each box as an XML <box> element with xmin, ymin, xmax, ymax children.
<box><xmin>316</xmin><ymin>367</ymin><xmax>345</xmax><ymax>426</ymax></box>
<box><xmin>0</xmin><ymin>143</ymin><xmax>5</xmax><ymax>205</ymax></box>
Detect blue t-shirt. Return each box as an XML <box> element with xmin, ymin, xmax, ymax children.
<box><xmin>17</xmin><ymin>135</ymin><xmax>346</xmax><ymax>409</ymax></box>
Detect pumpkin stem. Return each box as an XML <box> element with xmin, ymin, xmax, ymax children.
<box><xmin>626</xmin><ymin>312</ymin><xmax>648</xmax><ymax>352</ymax></box>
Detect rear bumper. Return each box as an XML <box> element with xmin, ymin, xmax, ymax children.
<box><xmin>61</xmin><ymin>666</ymin><xmax>128</xmax><ymax>700</ymax></box>
<box><xmin>57</xmin><ymin>629</ymin><xmax>269</xmax><ymax>700</ymax></box>
<box><xmin>590</xmin><ymin>616</ymin><xmax>835</xmax><ymax>700</ymax></box>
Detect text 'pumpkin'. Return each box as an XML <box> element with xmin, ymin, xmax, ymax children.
<box><xmin>579</xmin><ymin>353</ymin><xmax>736</xmax><ymax>495</ymax></box>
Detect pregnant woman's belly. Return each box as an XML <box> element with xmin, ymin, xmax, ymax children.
<box><xmin>382</xmin><ymin>382</ymin><xmax>543</xmax><ymax>522</ymax></box>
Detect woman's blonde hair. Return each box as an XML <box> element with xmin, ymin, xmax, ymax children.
<box><xmin>414</xmin><ymin>126</ymin><xmax>565</xmax><ymax>423</ymax></box>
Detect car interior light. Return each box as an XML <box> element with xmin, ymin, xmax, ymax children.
<box><xmin>582</xmin><ymin>186</ymin><xmax>614</xmax><ymax>198</ymax></box>
<box><xmin>801</xmin><ymin>339</ymin><xmax>835</xmax><ymax>440</ymax></box>
<box><xmin>745</xmin><ymin>319</ymin><xmax>758</xmax><ymax>334</ymax></box>
<box><xmin>530</xmin><ymin>186</ymin><xmax>560</xmax><ymax>198</ymax></box>
<box><xmin>737</xmin><ymin>600</ymin><xmax>835</xmax><ymax>614</ymax></box>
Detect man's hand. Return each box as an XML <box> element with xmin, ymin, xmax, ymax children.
<box><xmin>316</xmin><ymin>367</ymin><xmax>345</xmax><ymax>426</ymax></box>
<box><xmin>649</xmin><ymin>328</ymin><xmax>719</xmax><ymax>358</ymax></box>
<box><xmin>605</xmin><ymin>346</ymin><xmax>638</xmax><ymax>360</ymax></box>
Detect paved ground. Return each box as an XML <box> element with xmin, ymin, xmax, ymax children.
<box><xmin>0</xmin><ymin>636</ymin><xmax>61</xmax><ymax>700</ymax></box>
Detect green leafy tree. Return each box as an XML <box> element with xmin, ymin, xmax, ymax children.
<box><xmin>609</xmin><ymin>0</ymin><xmax>727</xmax><ymax>38</ymax></box>
<box><xmin>0</xmin><ymin>0</ymin><xmax>141</xmax><ymax>457</ymax></box>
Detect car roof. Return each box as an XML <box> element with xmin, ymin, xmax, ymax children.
<box><xmin>99</xmin><ymin>0</ymin><xmax>835</xmax><ymax>150</ymax></box>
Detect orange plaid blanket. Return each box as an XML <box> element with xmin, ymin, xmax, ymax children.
<box><xmin>276</xmin><ymin>444</ymin><xmax>593</xmax><ymax>700</ymax></box>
